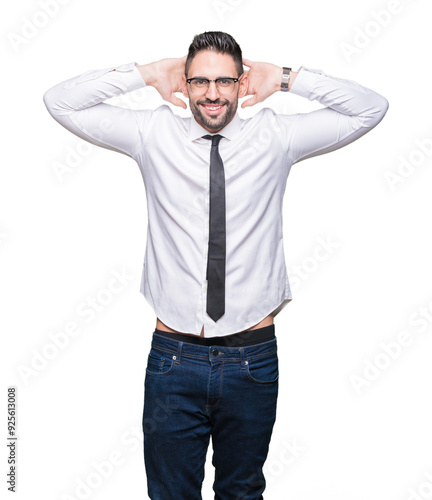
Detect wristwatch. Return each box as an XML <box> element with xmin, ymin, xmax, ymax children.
<box><xmin>281</xmin><ymin>67</ymin><xmax>291</xmax><ymax>92</ymax></box>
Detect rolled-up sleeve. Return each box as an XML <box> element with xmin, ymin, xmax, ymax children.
<box><xmin>43</xmin><ymin>61</ymin><xmax>151</xmax><ymax>159</ymax></box>
<box><xmin>279</xmin><ymin>66</ymin><xmax>389</xmax><ymax>164</ymax></box>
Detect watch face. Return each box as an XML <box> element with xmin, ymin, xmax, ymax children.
<box><xmin>281</xmin><ymin>69</ymin><xmax>290</xmax><ymax>90</ymax></box>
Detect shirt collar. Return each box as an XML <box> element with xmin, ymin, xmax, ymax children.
<box><xmin>188</xmin><ymin>112</ymin><xmax>241</xmax><ymax>142</ymax></box>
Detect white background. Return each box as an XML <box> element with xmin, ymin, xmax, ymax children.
<box><xmin>1</xmin><ymin>0</ymin><xmax>432</xmax><ymax>499</ymax></box>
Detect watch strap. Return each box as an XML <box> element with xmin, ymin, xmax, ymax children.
<box><xmin>281</xmin><ymin>67</ymin><xmax>291</xmax><ymax>92</ymax></box>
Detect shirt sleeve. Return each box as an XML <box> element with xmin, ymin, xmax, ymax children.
<box><xmin>278</xmin><ymin>66</ymin><xmax>389</xmax><ymax>165</ymax></box>
<box><xmin>43</xmin><ymin>61</ymin><xmax>150</xmax><ymax>159</ymax></box>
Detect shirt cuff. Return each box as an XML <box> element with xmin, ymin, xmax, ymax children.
<box><xmin>288</xmin><ymin>66</ymin><xmax>324</xmax><ymax>99</ymax></box>
<box><xmin>114</xmin><ymin>61</ymin><xmax>147</xmax><ymax>91</ymax></box>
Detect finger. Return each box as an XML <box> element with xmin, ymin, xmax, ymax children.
<box><xmin>241</xmin><ymin>95</ymin><xmax>258</xmax><ymax>108</ymax></box>
<box><xmin>242</xmin><ymin>58</ymin><xmax>253</xmax><ymax>68</ymax></box>
<box><xmin>169</xmin><ymin>94</ymin><xmax>187</xmax><ymax>109</ymax></box>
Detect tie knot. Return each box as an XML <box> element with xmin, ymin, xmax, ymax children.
<box><xmin>202</xmin><ymin>134</ymin><xmax>223</xmax><ymax>147</ymax></box>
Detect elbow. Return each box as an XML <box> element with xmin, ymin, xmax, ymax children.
<box><xmin>42</xmin><ymin>88</ymin><xmax>55</xmax><ymax>115</ymax></box>
<box><xmin>42</xmin><ymin>84</ymin><xmax>65</xmax><ymax>117</ymax></box>
<box><xmin>43</xmin><ymin>87</ymin><xmax>66</xmax><ymax>121</ymax></box>
<box><xmin>43</xmin><ymin>85</ymin><xmax>75</xmax><ymax>119</ymax></box>
<box><xmin>378</xmin><ymin>94</ymin><xmax>390</xmax><ymax>120</ymax></box>
<box><xmin>363</xmin><ymin>93</ymin><xmax>389</xmax><ymax>129</ymax></box>
<box><xmin>374</xmin><ymin>94</ymin><xmax>389</xmax><ymax>124</ymax></box>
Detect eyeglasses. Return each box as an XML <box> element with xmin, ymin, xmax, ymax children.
<box><xmin>186</xmin><ymin>77</ymin><xmax>239</xmax><ymax>95</ymax></box>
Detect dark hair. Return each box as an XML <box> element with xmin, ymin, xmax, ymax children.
<box><xmin>185</xmin><ymin>31</ymin><xmax>243</xmax><ymax>77</ymax></box>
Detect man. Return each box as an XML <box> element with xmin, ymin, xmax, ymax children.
<box><xmin>43</xmin><ymin>31</ymin><xmax>388</xmax><ymax>500</ymax></box>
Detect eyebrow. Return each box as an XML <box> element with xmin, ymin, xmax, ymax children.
<box><xmin>189</xmin><ymin>76</ymin><xmax>236</xmax><ymax>79</ymax></box>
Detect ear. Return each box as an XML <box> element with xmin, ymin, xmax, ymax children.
<box><xmin>238</xmin><ymin>74</ymin><xmax>248</xmax><ymax>98</ymax></box>
<box><xmin>181</xmin><ymin>75</ymin><xmax>189</xmax><ymax>99</ymax></box>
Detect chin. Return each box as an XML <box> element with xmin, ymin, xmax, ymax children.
<box><xmin>191</xmin><ymin>100</ymin><xmax>236</xmax><ymax>132</ymax></box>
<box><xmin>200</xmin><ymin>113</ymin><xmax>230</xmax><ymax>132</ymax></box>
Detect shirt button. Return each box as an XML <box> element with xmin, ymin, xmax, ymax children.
<box><xmin>212</xmin><ymin>348</ymin><xmax>219</xmax><ymax>356</ymax></box>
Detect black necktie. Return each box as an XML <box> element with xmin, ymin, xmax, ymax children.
<box><xmin>202</xmin><ymin>134</ymin><xmax>226</xmax><ymax>322</ymax></box>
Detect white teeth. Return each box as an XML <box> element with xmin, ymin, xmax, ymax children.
<box><xmin>203</xmin><ymin>105</ymin><xmax>221</xmax><ymax>110</ymax></box>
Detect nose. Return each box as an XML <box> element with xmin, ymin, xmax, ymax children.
<box><xmin>205</xmin><ymin>80</ymin><xmax>220</xmax><ymax>101</ymax></box>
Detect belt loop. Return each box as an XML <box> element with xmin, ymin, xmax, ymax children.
<box><xmin>176</xmin><ymin>342</ymin><xmax>183</xmax><ymax>363</ymax></box>
<box><xmin>239</xmin><ymin>346</ymin><xmax>246</xmax><ymax>368</ymax></box>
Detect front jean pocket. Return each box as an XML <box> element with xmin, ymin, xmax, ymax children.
<box><xmin>246</xmin><ymin>350</ymin><xmax>279</xmax><ymax>384</ymax></box>
<box><xmin>146</xmin><ymin>348</ymin><xmax>175</xmax><ymax>376</ymax></box>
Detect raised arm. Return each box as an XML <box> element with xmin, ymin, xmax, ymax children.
<box><xmin>43</xmin><ymin>62</ymin><xmax>148</xmax><ymax>158</ymax></box>
<box><xmin>242</xmin><ymin>59</ymin><xmax>389</xmax><ymax>165</ymax></box>
<box><xmin>43</xmin><ymin>57</ymin><xmax>187</xmax><ymax>159</ymax></box>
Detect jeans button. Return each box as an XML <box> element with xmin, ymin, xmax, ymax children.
<box><xmin>212</xmin><ymin>348</ymin><xmax>219</xmax><ymax>356</ymax></box>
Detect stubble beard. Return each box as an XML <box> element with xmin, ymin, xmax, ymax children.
<box><xmin>190</xmin><ymin>97</ymin><xmax>237</xmax><ymax>132</ymax></box>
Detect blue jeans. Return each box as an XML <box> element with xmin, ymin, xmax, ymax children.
<box><xmin>142</xmin><ymin>329</ymin><xmax>279</xmax><ymax>500</ymax></box>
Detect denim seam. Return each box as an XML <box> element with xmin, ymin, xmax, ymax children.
<box><xmin>245</xmin><ymin>349</ymin><xmax>278</xmax><ymax>361</ymax></box>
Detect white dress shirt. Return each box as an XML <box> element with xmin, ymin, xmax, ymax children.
<box><xmin>43</xmin><ymin>61</ymin><xmax>389</xmax><ymax>336</ymax></box>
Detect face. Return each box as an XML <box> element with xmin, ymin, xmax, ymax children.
<box><xmin>182</xmin><ymin>50</ymin><xmax>248</xmax><ymax>133</ymax></box>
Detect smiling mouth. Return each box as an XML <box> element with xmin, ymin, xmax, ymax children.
<box><xmin>200</xmin><ymin>103</ymin><xmax>225</xmax><ymax>116</ymax></box>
